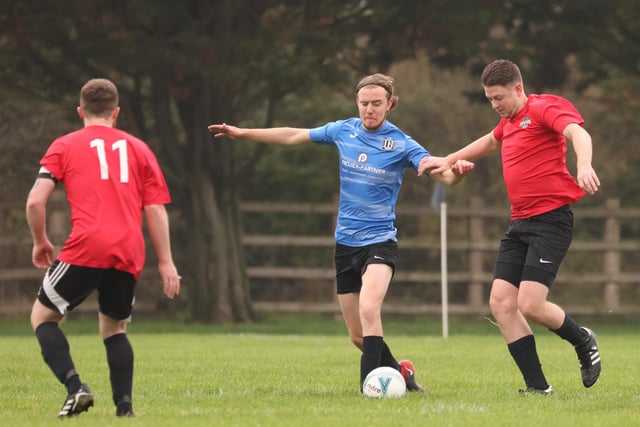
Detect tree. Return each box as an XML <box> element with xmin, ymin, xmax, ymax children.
<box><xmin>469</xmin><ymin>0</ymin><xmax>640</xmax><ymax>201</ymax></box>
<box><xmin>0</xmin><ymin>0</ymin><xmax>424</xmax><ymax>322</ymax></box>
<box><xmin>2</xmin><ymin>0</ymin><xmax>639</xmax><ymax>322</ymax></box>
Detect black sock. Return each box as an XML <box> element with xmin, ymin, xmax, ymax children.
<box><xmin>550</xmin><ymin>314</ymin><xmax>588</xmax><ymax>346</ymax></box>
<box><xmin>380</xmin><ymin>341</ymin><xmax>400</xmax><ymax>370</ymax></box>
<box><xmin>35</xmin><ymin>322</ymin><xmax>81</xmax><ymax>394</ymax></box>
<box><xmin>508</xmin><ymin>335</ymin><xmax>549</xmax><ymax>390</ymax></box>
<box><xmin>104</xmin><ymin>333</ymin><xmax>134</xmax><ymax>406</ymax></box>
<box><xmin>360</xmin><ymin>336</ymin><xmax>383</xmax><ymax>386</ymax></box>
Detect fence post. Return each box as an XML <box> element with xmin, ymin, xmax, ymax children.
<box><xmin>603</xmin><ymin>198</ymin><xmax>621</xmax><ymax>311</ymax></box>
<box><xmin>468</xmin><ymin>197</ymin><xmax>485</xmax><ymax>308</ymax></box>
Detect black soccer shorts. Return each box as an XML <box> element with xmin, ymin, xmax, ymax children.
<box><xmin>334</xmin><ymin>241</ymin><xmax>399</xmax><ymax>294</ymax></box>
<box><xmin>494</xmin><ymin>205</ymin><xmax>573</xmax><ymax>288</ymax></box>
<box><xmin>38</xmin><ymin>260</ymin><xmax>137</xmax><ymax>320</ymax></box>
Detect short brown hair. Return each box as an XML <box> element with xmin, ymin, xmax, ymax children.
<box><xmin>481</xmin><ymin>59</ymin><xmax>523</xmax><ymax>87</ymax></box>
<box><xmin>79</xmin><ymin>78</ymin><xmax>119</xmax><ymax>117</ymax></box>
<box><xmin>355</xmin><ymin>73</ymin><xmax>399</xmax><ymax>111</ymax></box>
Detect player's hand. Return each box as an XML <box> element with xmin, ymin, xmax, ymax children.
<box><xmin>32</xmin><ymin>240</ymin><xmax>54</xmax><ymax>269</ymax></box>
<box><xmin>159</xmin><ymin>261</ymin><xmax>181</xmax><ymax>299</ymax></box>
<box><xmin>577</xmin><ymin>165</ymin><xmax>600</xmax><ymax>195</ymax></box>
<box><xmin>207</xmin><ymin>123</ymin><xmax>241</xmax><ymax>139</ymax></box>
<box><xmin>418</xmin><ymin>156</ymin><xmax>450</xmax><ymax>176</ymax></box>
<box><xmin>451</xmin><ymin>160</ymin><xmax>474</xmax><ymax>177</ymax></box>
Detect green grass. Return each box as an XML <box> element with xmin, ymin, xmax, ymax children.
<box><xmin>1</xmin><ymin>315</ymin><xmax>639</xmax><ymax>426</ymax></box>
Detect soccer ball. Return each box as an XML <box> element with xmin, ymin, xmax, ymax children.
<box><xmin>362</xmin><ymin>366</ymin><xmax>407</xmax><ymax>398</ymax></box>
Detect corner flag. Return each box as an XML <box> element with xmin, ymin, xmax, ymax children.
<box><xmin>430</xmin><ymin>182</ymin><xmax>449</xmax><ymax>338</ymax></box>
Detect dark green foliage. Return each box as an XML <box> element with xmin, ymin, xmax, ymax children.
<box><xmin>2</xmin><ymin>1</ymin><xmax>640</xmax><ymax>321</ymax></box>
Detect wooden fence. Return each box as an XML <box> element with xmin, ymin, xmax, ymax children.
<box><xmin>240</xmin><ymin>197</ymin><xmax>640</xmax><ymax>315</ymax></box>
<box><xmin>2</xmin><ymin>195</ymin><xmax>640</xmax><ymax>316</ymax></box>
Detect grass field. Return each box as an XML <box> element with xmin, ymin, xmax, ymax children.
<box><xmin>1</xmin><ymin>314</ymin><xmax>638</xmax><ymax>426</ymax></box>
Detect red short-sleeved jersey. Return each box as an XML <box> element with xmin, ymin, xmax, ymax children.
<box><xmin>493</xmin><ymin>94</ymin><xmax>585</xmax><ymax>219</ymax></box>
<box><xmin>40</xmin><ymin>125</ymin><xmax>171</xmax><ymax>278</ymax></box>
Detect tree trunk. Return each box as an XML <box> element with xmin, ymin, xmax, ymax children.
<box><xmin>185</xmin><ymin>173</ymin><xmax>253</xmax><ymax>323</ymax></box>
<box><xmin>177</xmin><ymin>87</ymin><xmax>254</xmax><ymax>323</ymax></box>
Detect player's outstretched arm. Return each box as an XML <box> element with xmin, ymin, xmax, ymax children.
<box><xmin>419</xmin><ymin>132</ymin><xmax>499</xmax><ymax>176</ymax></box>
<box><xmin>208</xmin><ymin>123</ymin><xmax>312</xmax><ymax>146</ymax></box>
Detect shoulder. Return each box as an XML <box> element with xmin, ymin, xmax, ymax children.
<box><xmin>125</xmin><ymin>132</ymin><xmax>152</xmax><ymax>150</ymax></box>
<box><xmin>380</xmin><ymin>121</ymin><xmax>409</xmax><ymax>136</ymax></box>
<box><xmin>528</xmin><ymin>94</ymin><xmax>575</xmax><ymax>111</ymax></box>
<box><xmin>51</xmin><ymin>127</ymin><xmax>84</xmax><ymax>144</ymax></box>
<box><xmin>311</xmin><ymin>118</ymin><xmax>360</xmax><ymax>142</ymax></box>
<box><xmin>329</xmin><ymin>117</ymin><xmax>360</xmax><ymax>131</ymax></box>
<box><xmin>108</xmin><ymin>128</ymin><xmax>155</xmax><ymax>152</ymax></box>
<box><xmin>526</xmin><ymin>94</ymin><xmax>583</xmax><ymax>129</ymax></box>
<box><xmin>529</xmin><ymin>93</ymin><xmax>581</xmax><ymax>116</ymax></box>
<box><xmin>43</xmin><ymin>128</ymin><xmax>84</xmax><ymax>156</ymax></box>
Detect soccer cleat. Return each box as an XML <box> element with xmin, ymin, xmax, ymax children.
<box><xmin>116</xmin><ymin>409</ymin><xmax>135</xmax><ymax>417</ymax></box>
<box><xmin>116</xmin><ymin>395</ymin><xmax>134</xmax><ymax>417</ymax></box>
<box><xmin>399</xmin><ymin>360</ymin><xmax>425</xmax><ymax>392</ymax></box>
<box><xmin>575</xmin><ymin>327</ymin><xmax>601</xmax><ymax>388</ymax></box>
<box><xmin>519</xmin><ymin>385</ymin><xmax>554</xmax><ymax>395</ymax></box>
<box><xmin>57</xmin><ymin>383</ymin><xmax>94</xmax><ymax>418</ymax></box>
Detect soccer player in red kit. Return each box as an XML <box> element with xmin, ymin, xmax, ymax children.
<box><xmin>26</xmin><ymin>78</ymin><xmax>181</xmax><ymax>417</ymax></box>
<box><xmin>420</xmin><ymin>59</ymin><xmax>601</xmax><ymax>394</ymax></box>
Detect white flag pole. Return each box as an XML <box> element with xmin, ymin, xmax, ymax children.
<box><xmin>440</xmin><ymin>200</ymin><xmax>449</xmax><ymax>339</ymax></box>
<box><xmin>431</xmin><ymin>182</ymin><xmax>449</xmax><ymax>339</ymax></box>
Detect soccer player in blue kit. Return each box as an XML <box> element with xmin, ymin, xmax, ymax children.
<box><xmin>208</xmin><ymin>73</ymin><xmax>474</xmax><ymax>393</ymax></box>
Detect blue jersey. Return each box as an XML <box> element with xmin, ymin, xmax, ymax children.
<box><xmin>309</xmin><ymin>118</ymin><xmax>430</xmax><ymax>246</ymax></box>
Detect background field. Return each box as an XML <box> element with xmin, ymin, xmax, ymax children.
<box><xmin>1</xmin><ymin>314</ymin><xmax>638</xmax><ymax>427</ymax></box>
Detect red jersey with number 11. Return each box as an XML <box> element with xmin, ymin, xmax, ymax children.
<box><xmin>493</xmin><ymin>94</ymin><xmax>585</xmax><ymax>220</ymax></box>
<box><xmin>40</xmin><ymin>125</ymin><xmax>171</xmax><ymax>279</ymax></box>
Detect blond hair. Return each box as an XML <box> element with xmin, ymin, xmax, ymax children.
<box><xmin>355</xmin><ymin>73</ymin><xmax>399</xmax><ymax>111</ymax></box>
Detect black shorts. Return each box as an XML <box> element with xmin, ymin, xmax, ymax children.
<box><xmin>37</xmin><ymin>260</ymin><xmax>137</xmax><ymax>320</ymax></box>
<box><xmin>334</xmin><ymin>241</ymin><xmax>398</xmax><ymax>295</ymax></box>
<box><xmin>494</xmin><ymin>205</ymin><xmax>573</xmax><ymax>288</ymax></box>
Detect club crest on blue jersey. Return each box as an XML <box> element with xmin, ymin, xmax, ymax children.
<box><xmin>520</xmin><ymin>116</ymin><xmax>531</xmax><ymax>129</ymax></box>
<box><xmin>382</xmin><ymin>138</ymin><xmax>396</xmax><ymax>150</ymax></box>
<box><xmin>357</xmin><ymin>153</ymin><xmax>368</xmax><ymax>163</ymax></box>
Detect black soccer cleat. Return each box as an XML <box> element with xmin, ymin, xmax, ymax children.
<box><xmin>57</xmin><ymin>383</ymin><xmax>94</xmax><ymax>418</ymax></box>
<box><xmin>575</xmin><ymin>327</ymin><xmax>601</xmax><ymax>388</ymax></box>
<box><xmin>116</xmin><ymin>395</ymin><xmax>134</xmax><ymax>417</ymax></box>
<box><xmin>399</xmin><ymin>360</ymin><xmax>426</xmax><ymax>392</ymax></box>
<box><xmin>116</xmin><ymin>409</ymin><xmax>135</xmax><ymax>417</ymax></box>
<box><xmin>519</xmin><ymin>385</ymin><xmax>554</xmax><ymax>395</ymax></box>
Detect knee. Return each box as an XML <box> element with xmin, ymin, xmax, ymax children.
<box><xmin>489</xmin><ymin>293</ymin><xmax>517</xmax><ymax>319</ymax></box>
<box><xmin>517</xmin><ymin>300</ymin><xmax>544</xmax><ymax>322</ymax></box>
<box><xmin>99</xmin><ymin>317</ymin><xmax>127</xmax><ymax>340</ymax></box>
<box><xmin>358</xmin><ymin>300</ymin><xmax>380</xmax><ymax>325</ymax></box>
